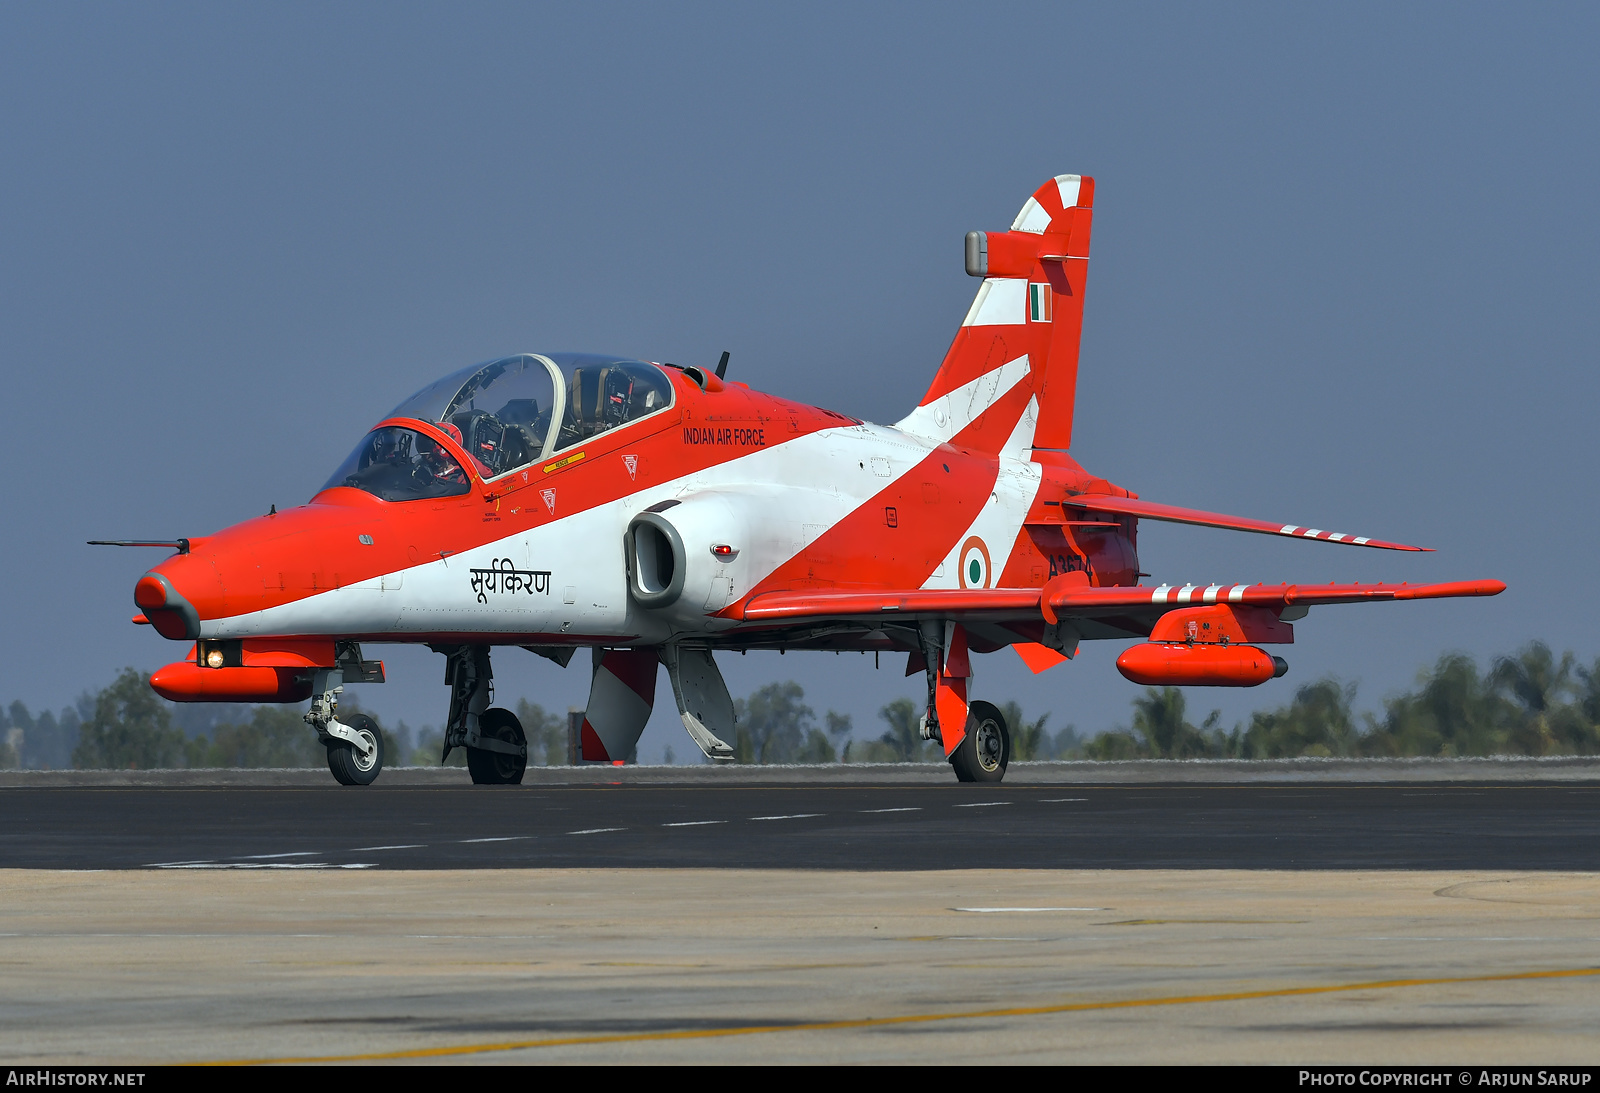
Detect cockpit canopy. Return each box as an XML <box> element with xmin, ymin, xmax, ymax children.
<box><xmin>322</xmin><ymin>353</ymin><xmax>674</xmax><ymax>499</ymax></box>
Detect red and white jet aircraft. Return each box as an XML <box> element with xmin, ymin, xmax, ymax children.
<box><xmin>101</xmin><ymin>174</ymin><xmax>1504</xmax><ymax>785</ymax></box>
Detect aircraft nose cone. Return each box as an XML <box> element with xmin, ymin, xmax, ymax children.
<box><xmin>133</xmin><ymin>574</ymin><xmax>167</xmax><ymax>610</ymax></box>
<box><xmin>134</xmin><ymin>571</ymin><xmax>201</xmax><ymax>640</ymax></box>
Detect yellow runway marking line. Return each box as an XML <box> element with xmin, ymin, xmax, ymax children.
<box><xmin>1100</xmin><ymin>918</ymin><xmax>1308</xmax><ymax>926</ymax></box>
<box><xmin>196</xmin><ymin>965</ymin><xmax>1600</xmax><ymax>1066</ymax></box>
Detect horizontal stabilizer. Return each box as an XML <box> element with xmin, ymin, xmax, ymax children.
<box><xmin>1056</xmin><ymin>495</ymin><xmax>1430</xmax><ymax>552</ymax></box>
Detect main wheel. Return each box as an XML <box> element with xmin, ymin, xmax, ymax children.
<box><xmin>467</xmin><ymin>707</ymin><xmax>527</xmax><ymax>785</ymax></box>
<box><xmin>326</xmin><ymin>712</ymin><xmax>384</xmax><ymax>786</ymax></box>
<box><xmin>950</xmin><ymin>700</ymin><xmax>1009</xmax><ymax>783</ymax></box>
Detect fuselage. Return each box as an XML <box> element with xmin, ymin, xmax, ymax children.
<box><xmin>138</xmin><ymin>359</ymin><xmax>1140</xmax><ymax>658</ymax></box>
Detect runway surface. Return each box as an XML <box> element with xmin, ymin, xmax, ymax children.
<box><xmin>4</xmin><ymin>781</ymin><xmax>1600</xmax><ymax>870</ymax></box>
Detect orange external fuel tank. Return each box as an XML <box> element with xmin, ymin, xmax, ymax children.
<box><xmin>149</xmin><ymin>662</ymin><xmax>314</xmax><ymax>703</ymax></box>
<box><xmin>1115</xmin><ymin>642</ymin><xmax>1287</xmax><ymax>687</ymax></box>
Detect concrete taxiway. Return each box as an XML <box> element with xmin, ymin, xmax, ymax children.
<box><xmin>2</xmin><ymin>868</ymin><xmax>1598</xmax><ymax>1065</ymax></box>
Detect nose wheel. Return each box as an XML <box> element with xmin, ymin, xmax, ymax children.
<box><xmin>467</xmin><ymin>707</ymin><xmax>528</xmax><ymax>785</ymax></box>
<box><xmin>326</xmin><ymin>712</ymin><xmax>385</xmax><ymax>786</ymax></box>
<box><xmin>950</xmin><ymin>700</ymin><xmax>1009</xmax><ymax>783</ymax></box>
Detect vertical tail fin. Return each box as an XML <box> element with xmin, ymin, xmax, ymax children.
<box><xmin>897</xmin><ymin>175</ymin><xmax>1093</xmax><ymax>454</ymax></box>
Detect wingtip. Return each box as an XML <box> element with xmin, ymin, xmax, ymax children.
<box><xmin>1374</xmin><ymin>539</ymin><xmax>1432</xmax><ymax>552</ymax></box>
<box><xmin>1392</xmin><ymin>578</ymin><xmax>1507</xmax><ymax>600</ymax></box>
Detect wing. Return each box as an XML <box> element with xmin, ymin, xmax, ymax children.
<box><xmin>1055</xmin><ymin>495</ymin><xmax>1431</xmax><ymax>552</ymax></box>
<box><xmin>737</xmin><ymin>578</ymin><xmax>1505</xmax><ymax>627</ymax></box>
<box><xmin>739</xmin><ymin>587</ymin><xmax>1044</xmax><ymax>624</ymax></box>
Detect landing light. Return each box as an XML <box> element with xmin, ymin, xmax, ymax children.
<box><xmin>205</xmin><ymin>649</ymin><xmax>226</xmax><ymax>669</ymax></box>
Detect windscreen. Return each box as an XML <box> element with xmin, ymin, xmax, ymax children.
<box><xmin>321</xmin><ymin>426</ymin><xmax>473</xmax><ymax>502</ymax></box>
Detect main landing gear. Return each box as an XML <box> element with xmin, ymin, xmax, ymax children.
<box><xmin>915</xmin><ymin>622</ymin><xmax>1012</xmax><ymax>784</ymax></box>
<box><xmin>468</xmin><ymin>706</ymin><xmax>528</xmax><ymax>785</ymax></box>
<box><xmin>950</xmin><ymin>700</ymin><xmax>1010</xmax><ymax>783</ymax></box>
<box><xmin>437</xmin><ymin>645</ymin><xmax>528</xmax><ymax>785</ymax></box>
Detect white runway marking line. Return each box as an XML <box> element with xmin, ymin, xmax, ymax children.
<box><xmin>155</xmin><ymin>862</ymin><xmax>376</xmax><ymax>870</ymax></box>
<box><xmin>236</xmin><ymin>851</ymin><xmax>320</xmax><ymax>860</ymax></box>
<box><xmin>144</xmin><ymin>860</ymin><xmax>215</xmax><ymax>868</ymax></box>
<box><xmin>944</xmin><ymin>936</ymin><xmax>1045</xmax><ymax>942</ymax></box>
<box><xmin>953</xmin><ymin>907</ymin><xmax>1108</xmax><ymax>913</ymax></box>
<box><xmin>349</xmin><ymin>844</ymin><xmax>425</xmax><ymax>852</ymax></box>
<box><xmin>1360</xmin><ymin>936</ymin><xmax>1600</xmax><ymax>942</ymax></box>
<box><xmin>952</xmin><ymin>801</ymin><xmax>1011</xmax><ymax>808</ymax></box>
<box><xmin>459</xmin><ymin>836</ymin><xmax>532</xmax><ymax>844</ymax></box>
<box><xmin>402</xmin><ymin>934</ymin><xmax>558</xmax><ymax>941</ymax></box>
<box><xmin>566</xmin><ymin>827</ymin><xmax>625</xmax><ymax>835</ymax></box>
<box><xmin>749</xmin><ymin>814</ymin><xmax>823</xmax><ymax>821</ymax></box>
<box><xmin>860</xmin><ymin>807</ymin><xmax>921</xmax><ymax>813</ymax></box>
<box><xmin>662</xmin><ymin>820</ymin><xmax>727</xmax><ymax>827</ymax></box>
<box><xmin>1039</xmin><ymin>798</ymin><xmax>1088</xmax><ymax>803</ymax></box>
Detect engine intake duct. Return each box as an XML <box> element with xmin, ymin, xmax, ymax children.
<box><xmin>625</xmin><ymin>511</ymin><xmax>686</xmax><ymax>608</ymax></box>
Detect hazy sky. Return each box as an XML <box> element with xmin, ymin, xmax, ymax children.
<box><xmin>3</xmin><ymin>4</ymin><xmax>1596</xmax><ymax>760</ymax></box>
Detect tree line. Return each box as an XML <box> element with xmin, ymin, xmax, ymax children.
<box><xmin>0</xmin><ymin>669</ymin><xmax>580</xmax><ymax>771</ymax></box>
<box><xmin>1071</xmin><ymin>642</ymin><xmax>1600</xmax><ymax>761</ymax></box>
<box><xmin>2</xmin><ymin>642</ymin><xmax>1596</xmax><ymax>769</ymax></box>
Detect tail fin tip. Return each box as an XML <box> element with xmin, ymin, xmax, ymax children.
<box><xmin>903</xmin><ymin>174</ymin><xmax>1095</xmax><ymax>453</ymax></box>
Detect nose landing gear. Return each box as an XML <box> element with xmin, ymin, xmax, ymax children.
<box><xmin>305</xmin><ymin>668</ymin><xmax>385</xmax><ymax>786</ymax></box>
<box><xmin>326</xmin><ymin>712</ymin><xmax>385</xmax><ymax>786</ymax></box>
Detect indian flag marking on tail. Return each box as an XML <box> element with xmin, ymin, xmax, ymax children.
<box><xmin>1029</xmin><ymin>283</ymin><xmax>1053</xmax><ymax>322</ymax></box>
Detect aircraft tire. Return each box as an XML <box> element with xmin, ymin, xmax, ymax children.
<box><xmin>325</xmin><ymin>713</ymin><xmax>384</xmax><ymax>786</ymax></box>
<box><xmin>950</xmin><ymin>700</ymin><xmax>1009</xmax><ymax>783</ymax></box>
<box><xmin>467</xmin><ymin>707</ymin><xmax>528</xmax><ymax>785</ymax></box>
